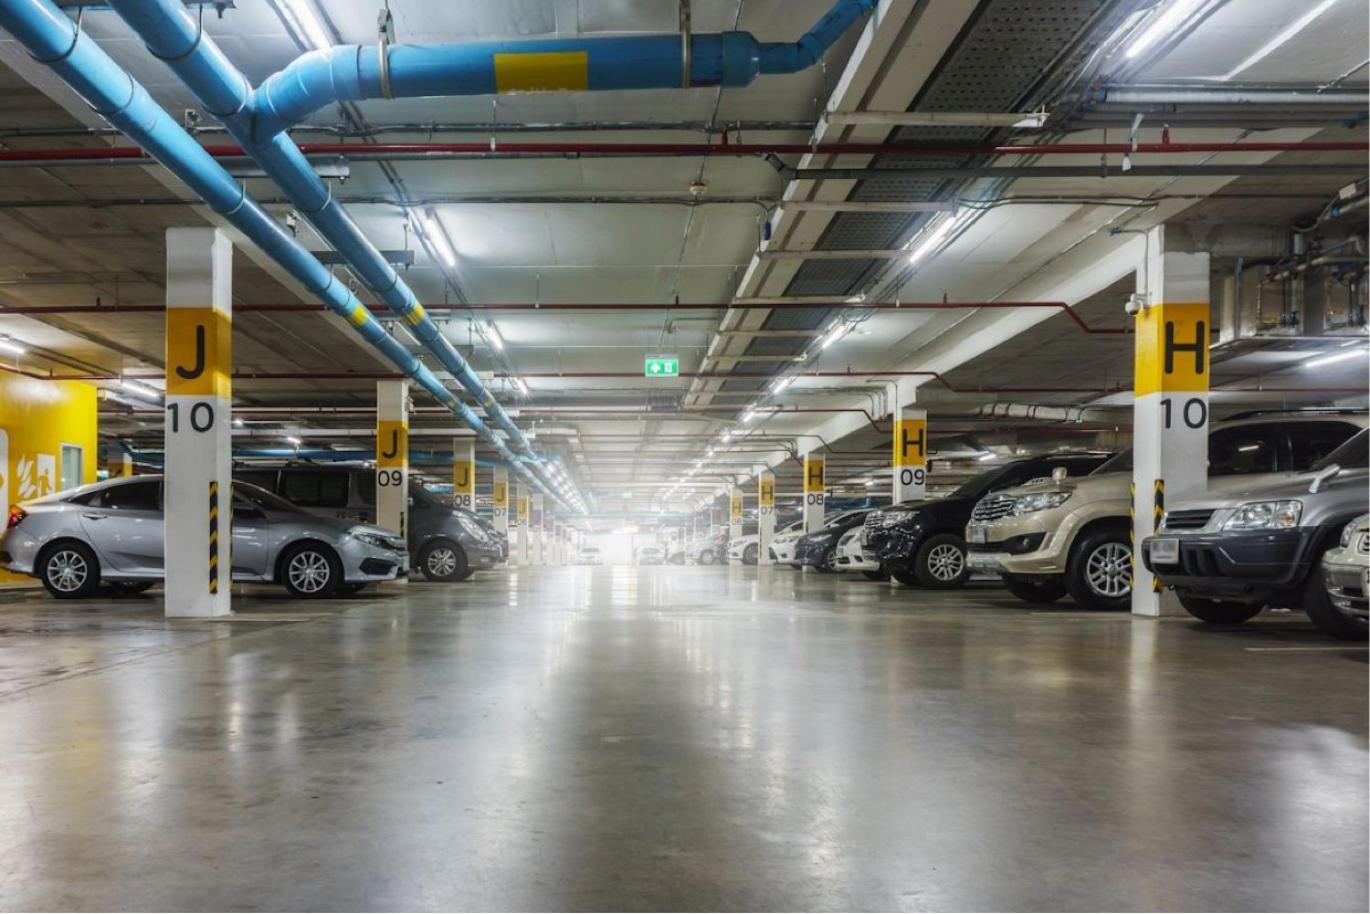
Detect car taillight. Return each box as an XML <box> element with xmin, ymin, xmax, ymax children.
<box><xmin>6</xmin><ymin>505</ymin><xmax>26</xmax><ymax>529</ymax></box>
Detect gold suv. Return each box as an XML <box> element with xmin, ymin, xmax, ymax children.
<box><xmin>965</xmin><ymin>412</ymin><xmax>1367</xmax><ymax>610</ymax></box>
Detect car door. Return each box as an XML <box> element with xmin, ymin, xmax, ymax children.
<box><xmin>76</xmin><ymin>479</ymin><xmax>164</xmax><ymax>575</ymax></box>
<box><xmin>228</xmin><ymin>494</ymin><xmax>272</xmax><ymax>580</ymax></box>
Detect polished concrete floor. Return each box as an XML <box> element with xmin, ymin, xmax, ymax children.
<box><xmin>0</xmin><ymin>566</ymin><xmax>1365</xmax><ymax>912</ymax></box>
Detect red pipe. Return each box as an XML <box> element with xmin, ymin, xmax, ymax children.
<box><xmin>4</xmin><ymin>300</ymin><xmax>1127</xmax><ymax>334</ymax></box>
<box><xmin>0</xmin><ymin>139</ymin><xmax>1362</xmax><ymax>162</ymax></box>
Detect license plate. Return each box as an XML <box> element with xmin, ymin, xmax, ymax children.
<box><xmin>967</xmin><ymin>525</ymin><xmax>988</xmax><ymax>544</ymax></box>
<box><xmin>1150</xmin><ymin>537</ymin><xmax>1179</xmax><ymax>564</ymax></box>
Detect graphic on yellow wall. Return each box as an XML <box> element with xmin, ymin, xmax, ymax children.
<box><xmin>0</xmin><ymin>372</ymin><xmax>98</xmax><ymax>582</ymax></box>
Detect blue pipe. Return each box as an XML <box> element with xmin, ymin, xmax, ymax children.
<box><xmin>249</xmin><ymin>0</ymin><xmax>876</xmax><ymax>139</ymax></box>
<box><xmin>0</xmin><ymin>0</ymin><xmax>557</xmax><ymax>504</ymax></box>
<box><xmin>107</xmin><ymin>0</ymin><xmax>558</xmax><ymax>498</ymax></box>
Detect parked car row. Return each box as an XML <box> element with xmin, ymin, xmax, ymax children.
<box><xmin>748</xmin><ymin>411</ymin><xmax>1366</xmax><ymax>641</ymax></box>
<box><xmin>2</xmin><ymin>463</ymin><xmax>512</xmax><ymax>599</ymax></box>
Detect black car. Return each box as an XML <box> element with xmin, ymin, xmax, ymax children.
<box><xmin>794</xmin><ymin>509</ymin><xmax>873</xmax><ymax>572</ymax></box>
<box><xmin>864</xmin><ymin>453</ymin><xmax>1111</xmax><ymax>588</ymax></box>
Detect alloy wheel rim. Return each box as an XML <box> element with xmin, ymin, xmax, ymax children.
<box><xmin>428</xmin><ymin>548</ymin><xmax>457</xmax><ymax>576</ymax></box>
<box><xmin>928</xmin><ymin>544</ymin><xmax>964</xmax><ymax>581</ymax></box>
<box><xmin>287</xmin><ymin>551</ymin><xmax>331</xmax><ymax>593</ymax></box>
<box><xmin>1086</xmin><ymin>542</ymin><xmax>1132</xmax><ymax>598</ymax></box>
<box><xmin>49</xmin><ymin>550</ymin><xmax>88</xmax><ymax>592</ymax></box>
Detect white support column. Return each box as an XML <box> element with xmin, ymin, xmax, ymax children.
<box><xmin>164</xmin><ymin>227</ymin><xmax>232</xmax><ymax>618</ymax></box>
<box><xmin>802</xmin><ymin>448</ymin><xmax>826</xmax><ymax>534</ymax></box>
<box><xmin>375</xmin><ymin>381</ymin><xmax>409</xmax><ymax>544</ymax></box>
<box><xmin>757</xmin><ymin>471</ymin><xmax>776</xmax><ymax>565</ymax></box>
<box><xmin>515</xmin><ymin>486</ymin><xmax>530</xmax><ymax>564</ymax></box>
<box><xmin>452</xmin><ymin>439</ymin><xmax>475</xmax><ymax>511</ymax></box>
<box><xmin>1132</xmin><ymin>225</ymin><xmax>1211</xmax><ymax>617</ymax></box>
<box><xmin>531</xmin><ymin>494</ymin><xmax>545</xmax><ymax>565</ymax></box>
<box><xmin>492</xmin><ymin>466</ymin><xmax>510</xmax><ymax>542</ymax></box>
<box><xmin>892</xmin><ymin>405</ymin><xmax>928</xmax><ymax>503</ymax></box>
<box><xmin>728</xmin><ymin>485</ymin><xmax>744</xmax><ymax>555</ymax></box>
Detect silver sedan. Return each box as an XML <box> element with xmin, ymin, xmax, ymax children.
<box><xmin>1</xmin><ymin>476</ymin><xmax>406</xmax><ymax>599</ymax></box>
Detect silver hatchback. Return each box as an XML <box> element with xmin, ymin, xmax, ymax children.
<box><xmin>1</xmin><ymin>476</ymin><xmax>406</xmax><ymax>599</ymax></box>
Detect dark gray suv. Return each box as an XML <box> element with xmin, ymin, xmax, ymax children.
<box><xmin>234</xmin><ymin>465</ymin><xmax>502</xmax><ymax>582</ymax></box>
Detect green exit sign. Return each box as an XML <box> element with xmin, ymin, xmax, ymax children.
<box><xmin>644</xmin><ymin>356</ymin><xmax>679</xmax><ymax>378</ymax></box>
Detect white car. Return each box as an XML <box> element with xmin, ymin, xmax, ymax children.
<box><xmin>728</xmin><ymin>534</ymin><xmax>760</xmax><ymax>565</ymax></box>
<box><xmin>834</xmin><ymin>527</ymin><xmax>887</xmax><ymax>579</ymax></box>
<box><xmin>577</xmin><ymin>546</ymin><xmax>603</xmax><ymax>566</ymax></box>
<box><xmin>636</xmin><ymin>545</ymin><xmax>665</xmax><ymax>565</ymax></box>
<box><xmin>768</xmin><ymin>521</ymin><xmax>806</xmax><ymax>567</ymax></box>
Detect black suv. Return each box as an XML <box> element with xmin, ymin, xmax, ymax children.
<box><xmin>794</xmin><ymin>509</ymin><xmax>873</xmax><ymax>571</ymax></box>
<box><xmin>864</xmin><ymin>453</ymin><xmax>1112</xmax><ymax>588</ymax></box>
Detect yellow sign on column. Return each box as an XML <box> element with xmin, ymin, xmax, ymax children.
<box><xmin>493</xmin><ymin>480</ymin><xmax>509</xmax><ymax>510</ymax></box>
<box><xmin>376</xmin><ymin>421</ymin><xmax>408</xmax><ymax>469</ymax></box>
<box><xmin>759</xmin><ymin>477</ymin><xmax>775</xmax><ymax>508</ymax></box>
<box><xmin>893</xmin><ymin>418</ymin><xmax>927</xmax><ymax>467</ymax></box>
<box><xmin>516</xmin><ymin>495</ymin><xmax>530</xmax><ymax>522</ymax></box>
<box><xmin>730</xmin><ymin>491</ymin><xmax>743</xmax><ymax>519</ymax></box>
<box><xmin>803</xmin><ymin>457</ymin><xmax>825</xmax><ymax>494</ymax></box>
<box><xmin>1135</xmin><ymin>301</ymin><xmax>1210</xmax><ymax>396</ymax></box>
<box><xmin>453</xmin><ymin>459</ymin><xmax>475</xmax><ymax>499</ymax></box>
<box><xmin>166</xmin><ymin>307</ymin><xmax>232</xmax><ymax>398</ymax></box>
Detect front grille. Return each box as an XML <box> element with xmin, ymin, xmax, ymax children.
<box><xmin>971</xmin><ymin>495</ymin><xmax>1015</xmax><ymax>523</ymax></box>
<box><xmin>1163</xmin><ymin>509</ymin><xmax>1214</xmax><ymax>531</ymax></box>
<box><xmin>863</xmin><ymin>513</ymin><xmax>882</xmax><ymax>531</ymax></box>
<box><xmin>360</xmin><ymin>558</ymin><xmax>396</xmax><ymax>575</ymax></box>
<box><xmin>1358</xmin><ymin>533</ymin><xmax>1369</xmax><ymax>555</ymax></box>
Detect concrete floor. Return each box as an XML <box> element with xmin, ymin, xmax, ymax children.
<box><xmin>0</xmin><ymin>566</ymin><xmax>1365</xmax><ymax>912</ymax></box>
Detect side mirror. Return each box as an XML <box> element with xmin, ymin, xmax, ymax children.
<box><xmin>1052</xmin><ymin>467</ymin><xmax>1068</xmax><ymax>483</ymax></box>
<box><xmin>1309</xmin><ymin>463</ymin><xmax>1341</xmax><ymax>494</ymax></box>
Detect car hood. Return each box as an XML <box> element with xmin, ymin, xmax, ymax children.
<box><xmin>1165</xmin><ymin>467</ymin><xmax>1369</xmax><ymax>512</ymax></box>
<box><xmin>992</xmin><ymin>470</ymin><xmax>1130</xmax><ymax>501</ymax></box>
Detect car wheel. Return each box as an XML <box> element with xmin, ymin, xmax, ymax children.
<box><xmin>1178</xmin><ymin>592</ymin><xmax>1265</xmax><ymax>626</ymax></box>
<box><xmin>698</xmin><ymin>549</ymin><xmax>715</xmax><ymax>566</ymax></box>
<box><xmin>39</xmin><ymin>541</ymin><xmax>102</xmax><ymax>599</ymax></box>
<box><xmin>419</xmin><ymin>539</ymin><xmax>471</xmax><ymax>582</ymax></box>
<box><xmin>744</xmin><ymin>544</ymin><xmax>759</xmax><ymax>565</ymax></box>
<box><xmin>914</xmin><ymin>534</ymin><xmax>970</xmax><ymax>589</ymax></box>
<box><xmin>1304</xmin><ymin>552</ymin><xmax>1369</xmax><ymax>641</ymax></box>
<box><xmin>280</xmin><ymin>542</ymin><xmax>342</xmax><ymax>598</ymax></box>
<box><xmin>890</xmin><ymin>567</ymin><xmax>919</xmax><ymax>587</ymax></box>
<box><xmin>1002</xmin><ymin>575</ymin><xmax>1067</xmax><ymax>605</ymax></box>
<box><xmin>1065</xmin><ymin>527</ymin><xmax>1132</xmax><ymax>610</ymax></box>
<box><xmin>811</xmin><ymin>548</ymin><xmax>838</xmax><ymax>573</ymax></box>
<box><xmin>862</xmin><ymin>568</ymin><xmax>889</xmax><ymax>582</ymax></box>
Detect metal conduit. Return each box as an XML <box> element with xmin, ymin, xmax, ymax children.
<box><xmin>105</xmin><ymin>0</ymin><xmax>570</xmax><ymax>506</ymax></box>
<box><xmin>0</xmin><ymin>0</ymin><xmax>566</xmax><ymax>508</ymax></box>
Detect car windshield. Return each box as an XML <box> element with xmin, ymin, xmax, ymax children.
<box><xmin>950</xmin><ymin>466</ymin><xmax>1014</xmax><ymax>500</ymax></box>
<box><xmin>409</xmin><ymin>481</ymin><xmax>442</xmax><ymax>507</ymax></box>
<box><xmin>1092</xmin><ymin>449</ymin><xmax>1133</xmax><ymax>474</ymax></box>
<box><xmin>1313</xmin><ymin>428</ymin><xmax>1368</xmax><ymax>471</ymax></box>
<box><xmin>234</xmin><ymin>481</ymin><xmax>306</xmax><ymax>514</ymax></box>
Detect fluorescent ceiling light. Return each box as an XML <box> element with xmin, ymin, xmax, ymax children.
<box><xmin>286</xmin><ymin>435</ymin><xmax>303</xmax><ymax>447</ymax></box>
<box><xmin>1302</xmin><ymin>348</ymin><xmax>1365</xmax><ymax>369</ymax></box>
<box><xmin>742</xmin><ymin>409</ymin><xmax>759</xmax><ymax>424</ymax></box>
<box><xmin>978</xmin><ymin>451</ymin><xmax>998</xmax><ymax>462</ymax></box>
<box><xmin>1125</xmin><ymin>0</ymin><xmax>1203</xmax><ymax>60</ymax></box>
<box><xmin>819</xmin><ymin>322</ymin><xmax>849</xmax><ymax>350</ymax></box>
<box><xmin>275</xmin><ymin>0</ymin><xmax>332</xmax><ymax>51</ymax></box>
<box><xmin>512</xmin><ymin>377</ymin><xmax>529</xmax><ymax>396</ymax></box>
<box><xmin>119</xmin><ymin>378</ymin><xmax>161</xmax><ymax>401</ymax></box>
<box><xmin>484</xmin><ymin>322</ymin><xmax>505</xmax><ymax>351</ymax></box>
<box><xmin>420</xmin><ymin>210</ymin><xmax>457</xmax><ymax>268</ymax></box>
<box><xmin>771</xmin><ymin>376</ymin><xmax>794</xmax><ymax>393</ymax></box>
<box><xmin>0</xmin><ymin>336</ymin><xmax>25</xmax><ymax>356</ymax></box>
<box><xmin>233</xmin><ymin>418</ymin><xmax>246</xmax><ymax>427</ymax></box>
<box><xmin>907</xmin><ymin>216</ymin><xmax>958</xmax><ymax>264</ymax></box>
<box><xmin>1221</xmin><ymin>0</ymin><xmax>1339</xmax><ymax>80</ymax></box>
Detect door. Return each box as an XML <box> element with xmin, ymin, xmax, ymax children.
<box><xmin>228</xmin><ymin>495</ymin><xmax>272</xmax><ymax>580</ymax></box>
<box><xmin>59</xmin><ymin>444</ymin><xmax>82</xmax><ymax>493</ymax></box>
<box><xmin>77</xmin><ymin>479</ymin><xmax>164</xmax><ymax>575</ymax></box>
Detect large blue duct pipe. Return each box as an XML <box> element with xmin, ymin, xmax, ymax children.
<box><xmin>0</xmin><ymin>0</ymin><xmax>560</xmax><ymax>508</ymax></box>
<box><xmin>107</xmin><ymin>0</ymin><xmax>562</xmax><ymax>503</ymax></box>
<box><xmin>250</xmin><ymin>0</ymin><xmax>876</xmax><ymax>139</ymax></box>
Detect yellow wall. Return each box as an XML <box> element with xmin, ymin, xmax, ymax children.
<box><xmin>0</xmin><ymin>371</ymin><xmax>99</xmax><ymax>582</ymax></box>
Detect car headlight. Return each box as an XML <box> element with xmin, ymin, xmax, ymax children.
<box><xmin>878</xmin><ymin>510</ymin><xmax>915</xmax><ymax>527</ymax></box>
<box><xmin>809</xmin><ymin>532</ymin><xmax>836</xmax><ymax>543</ymax></box>
<box><xmin>351</xmin><ymin>530</ymin><xmax>394</xmax><ymax>549</ymax></box>
<box><xmin>1340</xmin><ymin>519</ymin><xmax>1357</xmax><ymax>547</ymax></box>
<box><xmin>1011</xmin><ymin>491</ymin><xmax>1071</xmax><ymax>516</ymax></box>
<box><xmin>456</xmin><ymin>514</ymin><xmax>489</xmax><ymax>541</ymax></box>
<box><xmin>1221</xmin><ymin>500</ymin><xmax>1302</xmax><ymax>531</ymax></box>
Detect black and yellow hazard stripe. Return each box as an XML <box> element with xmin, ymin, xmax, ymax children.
<box><xmin>1128</xmin><ymin>482</ymin><xmax>1136</xmax><ymax>590</ymax></box>
<box><xmin>1152</xmin><ymin>479</ymin><xmax>1165</xmax><ymax>592</ymax></box>
<box><xmin>208</xmin><ymin>480</ymin><xmax>219</xmax><ymax>594</ymax></box>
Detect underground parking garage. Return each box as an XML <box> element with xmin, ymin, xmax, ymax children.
<box><xmin>0</xmin><ymin>0</ymin><xmax>1367</xmax><ymax>910</ymax></box>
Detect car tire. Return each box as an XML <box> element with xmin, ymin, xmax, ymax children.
<box><xmin>418</xmin><ymin>539</ymin><xmax>470</xmax><ymax>582</ymax></box>
<box><xmin>811</xmin><ymin>548</ymin><xmax>838</xmax><ymax>573</ymax></box>
<box><xmin>39</xmin><ymin>541</ymin><xmax>102</xmax><ymax>599</ymax></box>
<box><xmin>862</xmin><ymin>568</ymin><xmax>889</xmax><ymax>582</ymax></box>
<box><xmin>890</xmin><ymin>568</ymin><xmax>920</xmax><ymax>587</ymax></box>
<box><xmin>913</xmin><ymin>534</ymin><xmax>970</xmax><ymax>589</ymax></box>
<box><xmin>1304</xmin><ymin>553</ymin><xmax>1369</xmax><ymax>641</ymax></box>
<box><xmin>1003</xmin><ymin>575</ymin><xmax>1067</xmax><ymax>605</ymax></box>
<box><xmin>279</xmin><ymin>542</ymin><xmax>342</xmax><ymax>598</ymax></box>
<box><xmin>1064</xmin><ymin>527</ymin><xmax>1132</xmax><ymax>610</ymax></box>
<box><xmin>698</xmin><ymin>549</ymin><xmax>715</xmax><ymax>566</ymax></box>
<box><xmin>1178</xmin><ymin>592</ymin><xmax>1265</xmax><ymax>626</ymax></box>
<box><xmin>744</xmin><ymin>544</ymin><xmax>759</xmax><ymax>565</ymax></box>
